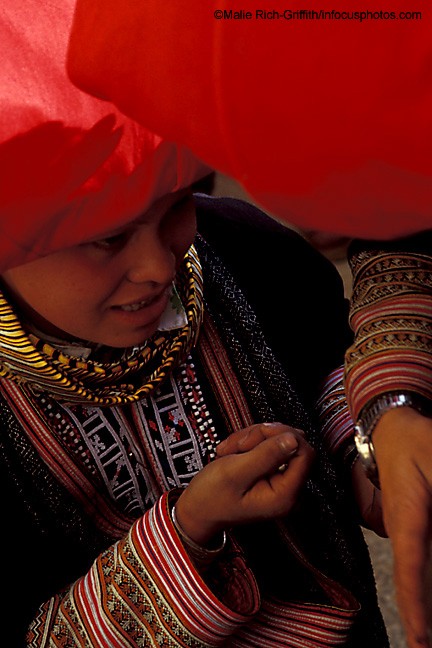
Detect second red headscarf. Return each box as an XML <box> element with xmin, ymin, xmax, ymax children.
<box><xmin>68</xmin><ymin>0</ymin><xmax>432</xmax><ymax>239</ymax></box>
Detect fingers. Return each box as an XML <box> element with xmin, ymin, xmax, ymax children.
<box><xmin>216</xmin><ymin>422</ymin><xmax>305</xmax><ymax>456</ymax></box>
<box><xmin>231</xmin><ymin>431</ymin><xmax>314</xmax><ymax>516</ymax></box>
<box><xmin>388</xmin><ymin>493</ymin><xmax>431</xmax><ymax>647</ymax></box>
<box><xmin>176</xmin><ymin>429</ymin><xmax>314</xmax><ymax>544</ymax></box>
<box><xmin>242</xmin><ymin>433</ymin><xmax>314</xmax><ymax>519</ymax></box>
<box><xmin>372</xmin><ymin>409</ymin><xmax>432</xmax><ymax>647</ymax></box>
<box><xmin>393</xmin><ymin>539</ymin><xmax>431</xmax><ymax>647</ymax></box>
<box><xmin>216</xmin><ymin>424</ymin><xmax>313</xmax><ymax>519</ymax></box>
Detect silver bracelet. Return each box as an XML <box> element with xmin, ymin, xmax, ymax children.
<box><xmin>171</xmin><ymin>505</ymin><xmax>227</xmax><ymax>566</ymax></box>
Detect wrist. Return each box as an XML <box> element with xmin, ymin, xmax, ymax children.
<box><xmin>174</xmin><ymin>496</ymin><xmax>225</xmax><ymax>547</ymax></box>
<box><xmin>354</xmin><ymin>392</ymin><xmax>428</xmax><ymax>488</ymax></box>
<box><xmin>372</xmin><ymin>406</ymin><xmax>430</xmax><ymax>458</ymax></box>
<box><xmin>171</xmin><ymin>505</ymin><xmax>227</xmax><ymax>568</ymax></box>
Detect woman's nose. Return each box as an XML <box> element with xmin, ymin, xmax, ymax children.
<box><xmin>124</xmin><ymin>230</ymin><xmax>176</xmax><ymax>285</ymax></box>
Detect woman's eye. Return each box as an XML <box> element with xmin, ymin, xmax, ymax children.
<box><xmin>91</xmin><ymin>232</ymin><xmax>128</xmax><ymax>250</ymax></box>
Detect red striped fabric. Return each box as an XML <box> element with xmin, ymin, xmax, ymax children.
<box><xmin>316</xmin><ymin>366</ymin><xmax>355</xmax><ymax>456</ymax></box>
<box><xmin>345</xmin><ymin>248</ymin><xmax>432</xmax><ymax>419</ymax></box>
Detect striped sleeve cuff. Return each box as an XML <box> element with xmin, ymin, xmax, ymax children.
<box><xmin>27</xmin><ymin>493</ymin><xmax>259</xmax><ymax>647</ymax></box>
<box><xmin>316</xmin><ymin>365</ymin><xmax>355</xmax><ymax>460</ymax></box>
<box><xmin>132</xmin><ymin>493</ymin><xmax>259</xmax><ymax>644</ymax></box>
<box><xmin>345</xmin><ymin>243</ymin><xmax>432</xmax><ymax>420</ymax></box>
<box><xmin>345</xmin><ymin>293</ymin><xmax>432</xmax><ymax>420</ymax></box>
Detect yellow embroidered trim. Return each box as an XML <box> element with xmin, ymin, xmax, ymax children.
<box><xmin>0</xmin><ymin>245</ymin><xmax>203</xmax><ymax>405</ymax></box>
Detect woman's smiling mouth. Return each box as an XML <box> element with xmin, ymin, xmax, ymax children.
<box><xmin>111</xmin><ymin>288</ymin><xmax>170</xmax><ymax>321</ymax></box>
<box><xmin>118</xmin><ymin>295</ymin><xmax>160</xmax><ymax>312</ymax></box>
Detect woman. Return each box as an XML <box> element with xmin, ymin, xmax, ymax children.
<box><xmin>1</xmin><ymin>187</ymin><xmax>387</xmax><ymax>647</ymax></box>
<box><xmin>0</xmin><ymin>2</ymin><xmax>386</xmax><ymax>646</ymax></box>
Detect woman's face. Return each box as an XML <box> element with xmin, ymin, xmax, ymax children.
<box><xmin>2</xmin><ymin>190</ymin><xmax>197</xmax><ymax>348</ymax></box>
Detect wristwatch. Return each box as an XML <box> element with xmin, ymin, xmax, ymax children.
<box><xmin>354</xmin><ymin>392</ymin><xmax>417</xmax><ymax>489</ymax></box>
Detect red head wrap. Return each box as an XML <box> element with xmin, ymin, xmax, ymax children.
<box><xmin>0</xmin><ymin>0</ymin><xmax>210</xmax><ymax>270</ymax></box>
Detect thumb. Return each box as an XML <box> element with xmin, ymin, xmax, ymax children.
<box><xmin>234</xmin><ymin>432</ymin><xmax>300</xmax><ymax>485</ymax></box>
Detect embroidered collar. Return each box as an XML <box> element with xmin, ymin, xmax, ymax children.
<box><xmin>0</xmin><ymin>246</ymin><xmax>203</xmax><ymax>405</ymax></box>
<box><xmin>26</xmin><ymin>283</ymin><xmax>188</xmax><ymax>362</ymax></box>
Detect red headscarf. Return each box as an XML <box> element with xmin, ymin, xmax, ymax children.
<box><xmin>68</xmin><ymin>0</ymin><xmax>432</xmax><ymax>239</ymax></box>
<box><xmin>0</xmin><ymin>0</ymin><xmax>210</xmax><ymax>271</ymax></box>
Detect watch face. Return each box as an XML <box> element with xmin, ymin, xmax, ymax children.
<box><xmin>354</xmin><ymin>429</ymin><xmax>380</xmax><ymax>488</ymax></box>
<box><xmin>355</xmin><ymin>434</ymin><xmax>373</xmax><ymax>464</ymax></box>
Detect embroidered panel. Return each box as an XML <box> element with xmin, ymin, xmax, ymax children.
<box><xmin>131</xmin><ymin>361</ymin><xmax>218</xmax><ymax>493</ymax></box>
<box><xmin>19</xmin><ymin>355</ymin><xmax>219</xmax><ymax>520</ymax></box>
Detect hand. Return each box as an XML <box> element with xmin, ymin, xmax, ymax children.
<box><xmin>373</xmin><ymin>407</ymin><xmax>432</xmax><ymax>648</ymax></box>
<box><xmin>176</xmin><ymin>423</ymin><xmax>314</xmax><ymax>546</ymax></box>
<box><xmin>350</xmin><ymin>459</ymin><xmax>386</xmax><ymax>537</ymax></box>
